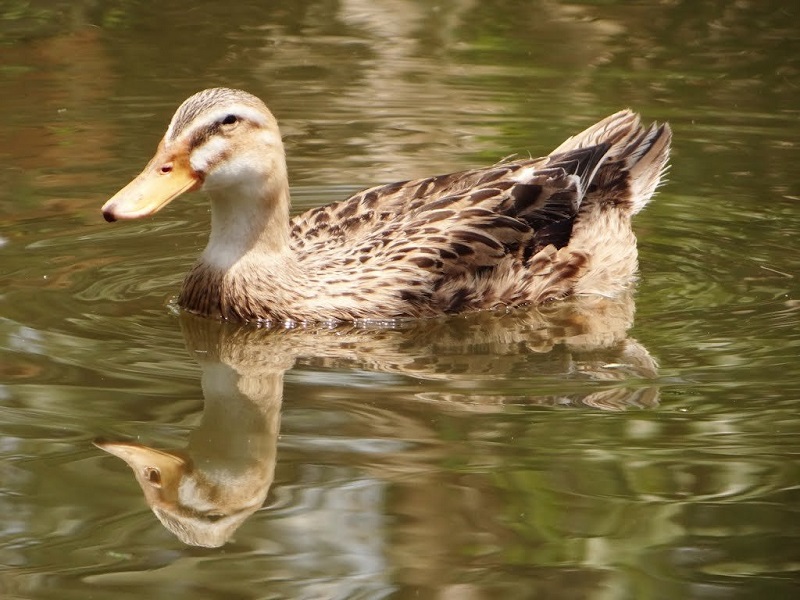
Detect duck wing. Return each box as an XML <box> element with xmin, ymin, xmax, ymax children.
<box><xmin>289</xmin><ymin>145</ymin><xmax>610</xmax><ymax>317</ymax></box>
<box><xmin>290</xmin><ymin>143</ymin><xmax>608</xmax><ymax>257</ymax></box>
<box><xmin>285</xmin><ymin>110</ymin><xmax>670</xmax><ymax>318</ymax></box>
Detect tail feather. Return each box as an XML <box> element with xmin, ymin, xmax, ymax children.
<box><xmin>625</xmin><ymin>123</ymin><xmax>672</xmax><ymax>213</ymax></box>
<box><xmin>550</xmin><ymin>110</ymin><xmax>672</xmax><ymax>215</ymax></box>
<box><xmin>550</xmin><ymin>110</ymin><xmax>642</xmax><ymax>157</ymax></box>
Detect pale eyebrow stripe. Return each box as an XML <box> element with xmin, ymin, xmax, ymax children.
<box><xmin>168</xmin><ymin>105</ymin><xmax>269</xmax><ymax>142</ymax></box>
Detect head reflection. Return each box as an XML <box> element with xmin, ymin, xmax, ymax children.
<box><xmin>96</xmin><ymin>316</ymin><xmax>287</xmax><ymax>548</ymax></box>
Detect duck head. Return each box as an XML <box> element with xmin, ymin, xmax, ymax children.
<box><xmin>102</xmin><ymin>87</ymin><xmax>286</xmax><ymax>222</ymax></box>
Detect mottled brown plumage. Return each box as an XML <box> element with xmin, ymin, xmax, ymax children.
<box><xmin>102</xmin><ymin>88</ymin><xmax>671</xmax><ymax>324</ymax></box>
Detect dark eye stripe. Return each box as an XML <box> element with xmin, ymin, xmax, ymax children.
<box><xmin>188</xmin><ymin>115</ymin><xmax>239</xmax><ymax>150</ymax></box>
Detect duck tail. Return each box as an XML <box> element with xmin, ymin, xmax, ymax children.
<box><xmin>551</xmin><ymin>110</ymin><xmax>672</xmax><ymax>215</ymax></box>
<box><xmin>622</xmin><ymin>121</ymin><xmax>672</xmax><ymax>214</ymax></box>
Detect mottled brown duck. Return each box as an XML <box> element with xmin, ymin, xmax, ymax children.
<box><xmin>102</xmin><ymin>88</ymin><xmax>671</xmax><ymax>324</ymax></box>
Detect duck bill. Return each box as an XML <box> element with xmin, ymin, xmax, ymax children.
<box><xmin>94</xmin><ymin>440</ymin><xmax>189</xmax><ymax>486</ymax></box>
<box><xmin>102</xmin><ymin>142</ymin><xmax>201</xmax><ymax>222</ymax></box>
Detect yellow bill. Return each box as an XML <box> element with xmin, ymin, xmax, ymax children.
<box><xmin>94</xmin><ymin>439</ymin><xmax>188</xmax><ymax>489</ymax></box>
<box><xmin>102</xmin><ymin>141</ymin><xmax>201</xmax><ymax>222</ymax></box>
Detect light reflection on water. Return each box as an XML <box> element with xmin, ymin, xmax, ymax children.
<box><xmin>1</xmin><ymin>0</ymin><xmax>800</xmax><ymax>598</ymax></box>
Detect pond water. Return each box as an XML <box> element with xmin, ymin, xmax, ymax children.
<box><xmin>1</xmin><ymin>1</ymin><xmax>799</xmax><ymax>598</ymax></box>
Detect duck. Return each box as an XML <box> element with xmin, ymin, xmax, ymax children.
<box><xmin>102</xmin><ymin>88</ymin><xmax>671</xmax><ymax>324</ymax></box>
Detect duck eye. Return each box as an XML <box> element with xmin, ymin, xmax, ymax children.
<box><xmin>221</xmin><ymin>114</ymin><xmax>238</xmax><ymax>125</ymax></box>
<box><xmin>143</xmin><ymin>467</ymin><xmax>162</xmax><ymax>487</ymax></box>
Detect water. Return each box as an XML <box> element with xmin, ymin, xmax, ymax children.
<box><xmin>1</xmin><ymin>1</ymin><xmax>799</xmax><ymax>598</ymax></box>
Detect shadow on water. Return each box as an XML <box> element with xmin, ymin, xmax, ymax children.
<box><xmin>95</xmin><ymin>293</ymin><xmax>658</xmax><ymax>547</ymax></box>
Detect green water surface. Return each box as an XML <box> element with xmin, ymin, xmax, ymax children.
<box><xmin>1</xmin><ymin>1</ymin><xmax>799</xmax><ymax>598</ymax></box>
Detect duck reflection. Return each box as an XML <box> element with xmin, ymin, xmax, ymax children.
<box><xmin>95</xmin><ymin>323</ymin><xmax>288</xmax><ymax>547</ymax></box>
<box><xmin>96</xmin><ymin>293</ymin><xmax>658</xmax><ymax>547</ymax></box>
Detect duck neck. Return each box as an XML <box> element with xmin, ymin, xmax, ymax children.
<box><xmin>181</xmin><ymin>165</ymin><xmax>319</xmax><ymax>321</ymax></box>
<box><xmin>201</xmin><ymin>169</ymin><xmax>293</xmax><ymax>269</ymax></box>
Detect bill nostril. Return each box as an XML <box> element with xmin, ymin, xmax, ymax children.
<box><xmin>160</xmin><ymin>163</ymin><xmax>173</xmax><ymax>174</ymax></box>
